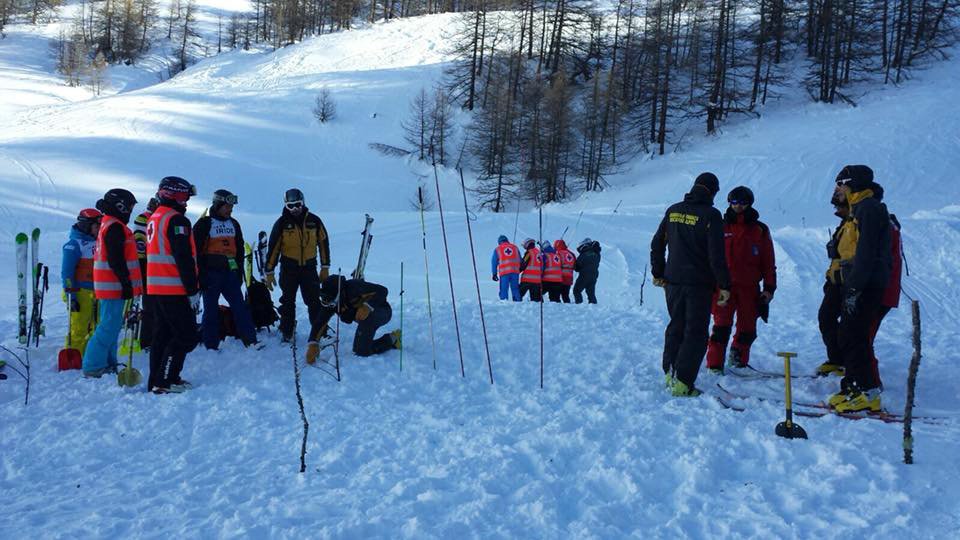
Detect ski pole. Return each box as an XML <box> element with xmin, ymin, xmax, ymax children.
<box><xmin>333</xmin><ymin>268</ymin><xmax>342</xmax><ymax>382</ymax></box>
<box><xmin>432</xmin><ymin>160</ymin><xmax>466</xmax><ymax>378</ymax></box>
<box><xmin>418</xmin><ymin>187</ymin><xmax>438</xmax><ymax>371</ymax></box>
<box><xmin>512</xmin><ymin>198</ymin><xmax>520</xmax><ymax>244</ymax></box>
<box><xmin>399</xmin><ymin>261</ymin><xmax>404</xmax><ymax>373</ymax></box>
<box><xmin>539</xmin><ymin>203</ymin><xmax>544</xmax><ymax>389</ymax></box>
<box><xmin>459</xmin><ymin>168</ymin><xmax>494</xmax><ymax>385</ymax></box>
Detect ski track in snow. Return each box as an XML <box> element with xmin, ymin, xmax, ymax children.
<box><xmin>1</xmin><ymin>12</ymin><xmax>960</xmax><ymax>538</ymax></box>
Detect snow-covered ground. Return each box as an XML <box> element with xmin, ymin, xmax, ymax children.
<box><xmin>1</xmin><ymin>13</ymin><xmax>959</xmax><ymax>538</ymax></box>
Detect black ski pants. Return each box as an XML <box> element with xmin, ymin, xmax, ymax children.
<box><xmin>818</xmin><ymin>281</ymin><xmax>844</xmax><ymax>365</ymax></box>
<box><xmin>838</xmin><ymin>287</ymin><xmax>884</xmax><ymax>391</ymax></box>
<box><xmin>354</xmin><ymin>303</ymin><xmax>394</xmax><ymax>357</ymax></box>
<box><xmin>574</xmin><ymin>274</ymin><xmax>597</xmax><ymax>304</ymax></box>
<box><xmin>149</xmin><ymin>295</ymin><xmax>199</xmax><ymax>390</ymax></box>
<box><xmin>139</xmin><ymin>294</ymin><xmax>156</xmax><ymax>350</ymax></box>
<box><xmin>278</xmin><ymin>264</ymin><xmax>321</xmax><ymax>338</ymax></box>
<box><xmin>662</xmin><ymin>284</ymin><xmax>713</xmax><ymax>388</ymax></box>
<box><xmin>544</xmin><ymin>282</ymin><xmax>564</xmax><ymax>303</ymax></box>
<box><xmin>519</xmin><ymin>283</ymin><xmax>542</xmax><ymax>302</ymax></box>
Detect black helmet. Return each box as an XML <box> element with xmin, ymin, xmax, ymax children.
<box><xmin>319</xmin><ymin>274</ymin><xmax>345</xmax><ymax>308</ymax></box>
<box><xmin>284</xmin><ymin>188</ymin><xmax>305</xmax><ymax>211</ymax></box>
<box><xmin>727</xmin><ymin>186</ymin><xmax>755</xmax><ymax>206</ymax></box>
<box><xmin>157</xmin><ymin>176</ymin><xmax>196</xmax><ymax>204</ymax></box>
<box><xmin>146</xmin><ymin>197</ymin><xmax>160</xmax><ymax>212</ymax></box>
<box><xmin>96</xmin><ymin>188</ymin><xmax>137</xmax><ymax>220</ymax></box>
<box><xmin>212</xmin><ymin>189</ymin><xmax>238</xmax><ymax>206</ymax></box>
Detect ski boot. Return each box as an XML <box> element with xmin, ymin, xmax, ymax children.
<box><xmin>664</xmin><ymin>371</ymin><xmax>675</xmax><ymax>389</ymax></box>
<box><xmin>726</xmin><ymin>348</ymin><xmax>748</xmax><ymax>369</ymax></box>
<box><xmin>170</xmin><ymin>378</ymin><xmax>194</xmax><ymax>392</ymax></box>
<box><xmin>707</xmin><ymin>366</ymin><xmax>724</xmax><ymax>376</ymax></box>
<box><xmin>835</xmin><ymin>388</ymin><xmax>882</xmax><ymax>413</ymax></box>
<box><xmin>390</xmin><ymin>329</ymin><xmax>402</xmax><ymax>350</ymax></box>
<box><xmin>816</xmin><ymin>362</ymin><xmax>845</xmax><ymax>377</ymax></box>
<box><xmin>305</xmin><ymin>341</ymin><xmax>320</xmax><ymax>364</ymax></box>
<box><xmin>671</xmin><ymin>379</ymin><xmax>702</xmax><ymax>397</ymax></box>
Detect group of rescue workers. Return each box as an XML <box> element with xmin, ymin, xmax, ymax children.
<box><xmin>490</xmin><ymin>236</ymin><xmax>601</xmax><ymax>304</ymax></box>
<box><xmin>60</xmin><ymin>178</ymin><xmax>400</xmax><ymax>394</ymax></box>
<box><xmin>651</xmin><ymin>166</ymin><xmax>902</xmax><ymax>413</ymax></box>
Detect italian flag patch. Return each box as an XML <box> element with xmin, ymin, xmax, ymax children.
<box><xmin>174</xmin><ymin>226</ymin><xmax>187</xmax><ymax>235</ymax></box>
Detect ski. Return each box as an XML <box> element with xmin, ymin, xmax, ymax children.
<box><xmin>16</xmin><ymin>232</ymin><xmax>28</xmax><ymax>343</ymax></box>
<box><xmin>716</xmin><ymin>383</ymin><xmax>947</xmax><ymax>424</ymax></box>
<box><xmin>726</xmin><ymin>364</ymin><xmax>819</xmax><ymax>380</ymax></box>
<box><xmin>243</xmin><ymin>242</ymin><xmax>253</xmax><ymax>288</ymax></box>
<box><xmin>30</xmin><ymin>228</ymin><xmax>39</xmax><ymax>311</ymax></box>
<box><xmin>255</xmin><ymin>231</ymin><xmax>268</xmax><ymax>279</ymax></box>
<box><xmin>352</xmin><ymin>214</ymin><xmax>374</xmax><ymax>281</ymax></box>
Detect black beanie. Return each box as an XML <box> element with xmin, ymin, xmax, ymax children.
<box><xmin>727</xmin><ymin>186</ymin><xmax>755</xmax><ymax>205</ymax></box>
<box><xmin>836</xmin><ymin>165</ymin><xmax>874</xmax><ymax>192</ymax></box>
<box><xmin>694</xmin><ymin>172</ymin><xmax>720</xmax><ymax>195</ymax></box>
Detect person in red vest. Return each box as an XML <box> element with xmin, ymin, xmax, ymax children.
<box><xmin>146</xmin><ymin>176</ymin><xmax>201</xmax><ymax>394</ymax></box>
<box><xmin>541</xmin><ymin>242</ymin><xmax>565</xmax><ymax>302</ymax></box>
<box><xmin>491</xmin><ymin>235</ymin><xmax>521</xmax><ymax>301</ymax></box>
<box><xmin>519</xmin><ymin>238</ymin><xmax>543</xmax><ymax>302</ymax></box>
<box><xmin>83</xmin><ymin>189</ymin><xmax>142</xmax><ymax>378</ymax></box>
<box><xmin>553</xmin><ymin>239</ymin><xmax>576</xmax><ymax>303</ymax></box>
<box><xmin>705</xmin><ymin>186</ymin><xmax>777</xmax><ymax>373</ymax></box>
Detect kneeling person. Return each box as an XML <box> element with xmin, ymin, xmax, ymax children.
<box><xmin>306</xmin><ymin>274</ymin><xmax>400</xmax><ymax>363</ymax></box>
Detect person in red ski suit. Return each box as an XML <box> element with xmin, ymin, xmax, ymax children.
<box><xmin>706</xmin><ymin>186</ymin><xmax>777</xmax><ymax>370</ymax></box>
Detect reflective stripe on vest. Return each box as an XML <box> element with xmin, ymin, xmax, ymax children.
<box><xmin>93</xmin><ymin>216</ymin><xmax>144</xmax><ymax>299</ymax></box>
<box><xmin>558</xmin><ymin>249</ymin><xmax>576</xmax><ymax>284</ymax></box>
<box><xmin>496</xmin><ymin>243</ymin><xmax>521</xmax><ymax>276</ymax></box>
<box><xmin>521</xmin><ymin>248</ymin><xmax>542</xmax><ymax>284</ymax></box>
<box><xmin>203</xmin><ymin>218</ymin><xmax>238</xmax><ymax>257</ymax></box>
<box><xmin>543</xmin><ymin>252</ymin><xmax>564</xmax><ymax>283</ymax></box>
<box><xmin>146</xmin><ymin>205</ymin><xmax>197</xmax><ymax>295</ymax></box>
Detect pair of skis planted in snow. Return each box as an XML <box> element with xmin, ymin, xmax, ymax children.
<box><xmin>16</xmin><ymin>229</ymin><xmax>48</xmax><ymax>347</ymax></box>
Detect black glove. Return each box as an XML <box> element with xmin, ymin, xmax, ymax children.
<box><xmin>492</xmin><ymin>274</ymin><xmax>499</xmax><ymax>282</ymax></box>
<box><xmin>843</xmin><ymin>288</ymin><xmax>860</xmax><ymax>316</ymax></box>
<box><xmin>121</xmin><ymin>280</ymin><xmax>134</xmax><ymax>299</ymax></box>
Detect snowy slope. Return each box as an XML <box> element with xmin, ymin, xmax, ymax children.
<box><xmin>1</xmin><ymin>14</ymin><xmax>960</xmax><ymax>538</ymax></box>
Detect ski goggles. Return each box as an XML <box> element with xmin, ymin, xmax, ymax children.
<box><xmin>728</xmin><ymin>199</ymin><xmax>750</xmax><ymax>205</ymax></box>
<box><xmin>214</xmin><ymin>194</ymin><xmax>238</xmax><ymax>205</ymax></box>
<box><xmin>285</xmin><ymin>201</ymin><xmax>304</xmax><ymax>211</ymax></box>
<box><xmin>835</xmin><ymin>177</ymin><xmax>853</xmax><ymax>187</ymax></box>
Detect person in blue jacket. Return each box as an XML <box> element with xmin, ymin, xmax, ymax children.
<box><xmin>61</xmin><ymin>209</ymin><xmax>102</xmax><ymax>359</ymax></box>
<box><xmin>491</xmin><ymin>235</ymin><xmax>522</xmax><ymax>301</ymax></box>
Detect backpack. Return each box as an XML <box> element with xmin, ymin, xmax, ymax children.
<box><xmin>247</xmin><ymin>278</ymin><xmax>279</xmax><ymax>329</ymax></box>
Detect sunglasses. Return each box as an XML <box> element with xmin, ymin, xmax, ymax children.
<box><xmin>836</xmin><ymin>177</ymin><xmax>853</xmax><ymax>186</ymax></box>
<box><xmin>728</xmin><ymin>200</ymin><xmax>750</xmax><ymax>206</ymax></box>
<box><xmin>285</xmin><ymin>201</ymin><xmax>304</xmax><ymax>210</ymax></box>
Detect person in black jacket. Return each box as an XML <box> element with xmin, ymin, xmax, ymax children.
<box><xmin>831</xmin><ymin>165</ymin><xmax>892</xmax><ymax>413</ymax></box>
<box><xmin>651</xmin><ymin>172</ymin><xmax>732</xmax><ymax>397</ymax></box>
<box><xmin>573</xmin><ymin>238</ymin><xmax>601</xmax><ymax>304</ymax></box>
<box><xmin>306</xmin><ymin>274</ymin><xmax>401</xmax><ymax>363</ymax></box>
<box><xmin>193</xmin><ymin>189</ymin><xmax>259</xmax><ymax>350</ymax></box>
<box><xmin>264</xmin><ymin>189</ymin><xmax>331</xmax><ymax>342</ymax></box>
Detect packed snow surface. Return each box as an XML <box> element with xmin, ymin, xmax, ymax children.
<box><xmin>1</xmin><ymin>13</ymin><xmax>959</xmax><ymax>538</ymax></box>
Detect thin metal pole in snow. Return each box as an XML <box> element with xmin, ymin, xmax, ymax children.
<box><xmin>512</xmin><ymin>198</ymin><xmax>521</xmax><ymax>244</ymax></box>
<box><xmin>458</xmin><ymin>168</ymin><xmax>495</xmax><ymax>385</ymax></box>
<box><xmin>538</xmin><ymin>203</ymin><xmax>544</xmax><ymax>389</ymax></box>
<box><xmin>334</xmin><ymin>267</ymin><xmax>342</xmax><ymax>382</ymax></box>
<box><xmin>399</xmin><ymin>261</ymin><xmax>404</xmax><ymax>372</ymax></box>
<box><xmin>432</xmin><ymin>161</ymin><xmax>466</xmax><ymax>378</ymax></box>
<box><xmin>418</xmin><ymin>187</ymin><xmax>438</xmax><ymax>370</ymax></box>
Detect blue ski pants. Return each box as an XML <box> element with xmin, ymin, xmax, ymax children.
<box><xmin>201</xmin><ymin>269</ymin><xmax>257</xmax><ymax>349</ymax></box>
<box><xmin>499</xmin><ymin>273</ymin><xmax>521</xmax><ymax>301</ymax></box>
<box><xmin>82</xmin><ymin>298</ymin><xmax>124</xmax><ymax>373</ymax></box>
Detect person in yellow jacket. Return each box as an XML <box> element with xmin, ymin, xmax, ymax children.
<box><xmin>264</xmin><ymin>188</ymin><xmax>331</xmax><ymax>342</ymax></box>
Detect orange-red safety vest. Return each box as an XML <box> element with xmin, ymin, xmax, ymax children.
<box><xmin>557</xmin><ymin>248</ymin><xmax>576</xmax><ymax>285</ymax></box>
<box><xmin>93</xmin><ymin>216</ymin><xmax>143</xmax><ymax>299</ymax></box>
<box><xmin>543</xmin><ymin>252</ymin><xmax>564</xmax><ymax>283</ymax></box>
<box><xmin>521</xmin><ymin>248</ymin><xmax>542</xmax><ymax>284</ymax></box>
<box><xmin>146</xmin><ymin>205</ymin><xmax>197</xmax><ymax>295</ymax></box>
<box><xmin>496</xmin><ymin>242</ymin><xmax>521</xmax><ymax>276</ymax></box>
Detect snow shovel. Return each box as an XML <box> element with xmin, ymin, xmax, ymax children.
<box><xmin>117</xmin><ymin>301</ymin><xmax>143</xmax><ymax>388</ymax></box>
<box><xmin>57</xmin><ymin>300</ymin><xmax>82</xmax><ymax>371</ymax></box>
<box><xmin>775</xmin><ymin>352</ymin><xmax>807</xmax><ymax>440</ymax></box>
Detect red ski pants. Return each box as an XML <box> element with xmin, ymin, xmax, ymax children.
<box><xmin>706</xmin><ymin>285</ymin><xmax>760</xmax><ymax>368</ymax></box>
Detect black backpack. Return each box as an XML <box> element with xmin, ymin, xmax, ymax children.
<box><xmin>247</xmin><ymin>278</ymin><xmax>279</xmax><ymax>329</ymax></box>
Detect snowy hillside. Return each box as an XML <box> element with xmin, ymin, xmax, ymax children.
<box><xmin>2</xmin><ymin>13</ymin><xmax>960</xmax><ymax>538</ymax></box>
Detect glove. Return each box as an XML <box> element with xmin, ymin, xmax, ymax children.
<box><xmin>843</xmin><ymin>288</ymin><xmax>860</xmax><ymax>316</ymax></box>
<box><xmin>653</xmin><ymin>277</ymin><xmax>667</xmax><ymax>288</ymax></box>
<box><xmin>264</xmin><ymin>272</ymin><xmax>276</xmax><ymax>292</ymax></box>
<box><xmin>319</xmin><ymin>266</ymin><xmax>330</xmax><ymax>282</ymax></box>
<box><xmin>189</xmin><ymin>293</ymin><xmax>201</xmax><ymax>314</ymax></box>
<box><xmin>355</xmin><ymin>303</ymin><xmax>372</xmax><ymax>321</ymax></box>
<box><xmin>760</xmin><ymin>290</ymin><xmax>774</xmax><ymax>304</ymax></box>
<box><xmin>492</xmin><ymin>274</ymin><xmax>499</xmax><ymax>282</ymax></box>
<box><xmin>121</xmin><ymin>281</ymin><xmax>134</xmax><ymax>300</ymax></box>
<box><xmin>717</xmin><ymin>289</ymin><xmax>731</xmax><ymax>306</ymax></box>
